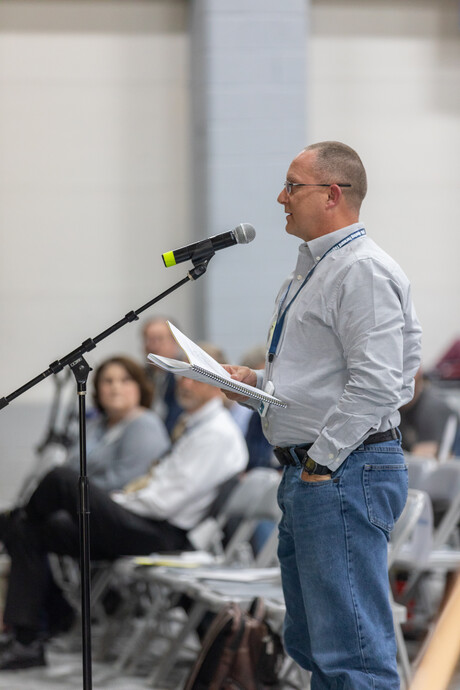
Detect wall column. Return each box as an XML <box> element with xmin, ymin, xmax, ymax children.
<box><xmin>190</xmin><ymin>0</ymin><xmax>308</xmax><ymax>359</ymax></box>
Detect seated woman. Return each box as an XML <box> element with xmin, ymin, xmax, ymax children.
<box><xmin>0</xmin><ymin>356</ymin><xmax>170</xmax><ymax>649</ymax></box>
<box><xmin>65</xmin><ymin>355</ymin><xmax>171</xmax><ymax>491</ymax></box>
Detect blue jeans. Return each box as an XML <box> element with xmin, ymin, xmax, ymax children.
<box><xmin>277</xmin><ymin>440</ymin><xmax>407</xmax><ymax>689</ymax></box>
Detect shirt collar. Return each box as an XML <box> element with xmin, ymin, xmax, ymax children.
<box><xmin>302</xmin><ymin>222</ymin><xmax>365</xmax><ymax>260</ymax></box>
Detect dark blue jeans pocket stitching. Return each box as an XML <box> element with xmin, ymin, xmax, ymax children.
<box><xmin>363</xmin><ymin>464</ymin><xmax>408</xmax><ymax>533</ymax></box>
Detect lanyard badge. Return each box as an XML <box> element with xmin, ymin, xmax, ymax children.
<box><xmin>268</xmin><ymin>228</ymin><xmax>366</xmax><ymax>363</ymax></box>
<box><xmin>259</xmin><ymin>381</ymin><xmax>275</xmax><ymax>418</ymax></box>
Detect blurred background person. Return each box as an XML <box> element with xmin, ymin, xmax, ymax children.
<box><xmin>239</xmin><ymin>345</ymin><xmax>276</xmax><ymax>472</ymax></box>
<box><xmin>0</xmin><ymin>355</ymin><xmax>171</xmax><ymax>647</ymax></box>
<box><xmin>399</xmin><ymin>367</ymin><xmax>459</xmax><ymax>459</ymax></box>
<box><xmin>65</xmin><ymin>355</ymin><xmax>170</xmax><ymax>492</ymax></box>
<box><xmin>16</xmin><ymin>356</ymin><xmax>171</xmax><ymax>502</ymax></box>
<box><xmin>142</xmin><ymin>315</ymin><xmax>184</xmax><ymax>436</ymax></box>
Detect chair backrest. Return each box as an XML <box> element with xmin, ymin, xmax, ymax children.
<box><xmin>421</xmin><ymin>462</ymin><xmax>460</xmax><ymax>548</ymax></box>
<box><xmin>388</xmin><ymin>489</ymin><xmax>433</xmax><ymax>568</ymax></box>
<box><xmin>420</xmin><ymin>461</ymin><xmax>460</xmax><ymax>504</ymax></box>
<box><xmin>187</xmin><ymin>468</ymin><xmax>281</xmax><ymax>558</ymax></box>
<box><xmin>438</xmin><ymin>413</ymin><xmax>459</xmax><ymax>463</ymax></box>
<box><xmin>218</xmin><ymin>468</ymin><xmax>281</xmax><ymax>524</ymax></box>
<box><xmin>405</xmin><ymin>454</ymin><xmax>437</xmax><ymax>490</ymax></box>
<box><xmin>220</xmin><ymin>468</ymin><xmax>281</xmax><ymax>565</ymax></box>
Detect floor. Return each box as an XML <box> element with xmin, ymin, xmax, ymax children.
<box><xmin>0</xmin><ymin>635</ymin><xmax>191</xmax><ymax>690</ymax></box>
<box><xmin>0</xmin><ymin>637</ymin><xmax>458</xmax><ymax>690</ymax></box>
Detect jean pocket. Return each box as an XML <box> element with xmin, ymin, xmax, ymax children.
<box><xmin>363</xmin><ymin>464</ymin><xmax>408</xmax><ymax>533</ymax></box>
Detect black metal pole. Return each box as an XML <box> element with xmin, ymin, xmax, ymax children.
<box><xmin>70</xmin><ymin>357</ymin><xmax>93</xmax><ymax>690</ymax></box>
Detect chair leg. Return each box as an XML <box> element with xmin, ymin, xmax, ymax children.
<box><xmin>148</xmin><ymin>600</ymin><xmax>208</xmax><ymax>687</ymax></box>
<box><xmin>278</xmin><ymin>656</ymin><xmax>311</xmax><ymax>689</ymax></box>
<box><xmin>394</xmin><ymin>620</ymin><xmax>413</xmax><ymax>689</ymax></box>
<box><xmin>116</xmin><ymin>584</ymin><xmax>178</xmax><ymax>672</ymax></box>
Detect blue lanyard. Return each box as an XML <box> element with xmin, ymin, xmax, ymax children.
<box><xmin>268</xmin><ymin>228</ymin><xmax>366</xmax><ymax>362</ymax></box>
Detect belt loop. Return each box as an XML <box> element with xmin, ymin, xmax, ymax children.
<box><xmin>289</xmin><ymin>447</ymin><xmax>299</xmax><ymax>465</ymax></box>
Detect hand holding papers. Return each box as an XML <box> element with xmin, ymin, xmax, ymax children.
<box><xmin>147</xmin><ymin>322</ymin><xmax>287</xmax><ymax>409</ymax></box>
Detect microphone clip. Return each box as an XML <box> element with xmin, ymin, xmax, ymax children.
<box><xmin>190</xmin><ymin>239</ymin><xmax>215</xmax><ymax>267</ymax></box>
<box><xmin>188</xmin><ymin>262</ymin><xmax>210</xmax><ymax>281</ymax></box>
<box><xmin>188</xmin><ymin>239</ymin><xmax>216</xmax><ymax>279</ymax></box>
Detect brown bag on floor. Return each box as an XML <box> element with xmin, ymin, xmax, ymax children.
<box><xmin>183</xmin><ymin>597</ymin><xmax>284</xmax><ymax>690</ymax></box>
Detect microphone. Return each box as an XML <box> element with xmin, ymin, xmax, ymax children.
<box><xmin>162</xmin><ymin>223</ymin><xmax>256</xmax><ymax>267</ymax></box>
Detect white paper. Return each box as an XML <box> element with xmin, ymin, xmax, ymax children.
<box><xmin>147</xmin><ymin>322</ymin><xmax>287</xmax><ymax>408</ymax></box>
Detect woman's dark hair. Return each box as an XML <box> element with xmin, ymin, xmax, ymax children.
<box><xmin>92</xmin><ymin>355</ymin><xmax>153</xmax><ymax>413</ymax></box>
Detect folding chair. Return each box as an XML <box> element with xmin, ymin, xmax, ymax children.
<box><xmin>157</xmin><ymin>489</ymin><xmax>426</xmax><ymax>690</ymax></box>
<box><xmin>388</xmin><ymin>488</ymin><xmax>431</xmax><ymax>569</ymax></box>
<box><xmin>405</xmin><ymin>454</ymin><xmax>437</xmax><ymax>491</ymax></box>
<box><xmin>394</xmin><ymin>463</ymin><xmax>460</xmax><ymax>636</ymax></box>
<box><xmin>94</xmin><ymin>468</ymin><xmax>282</xmax><ymax>682</ymax></box>
<box><xmin>145</xmin><ymin>472</ymin><xmax>282</xmax><ymax>687</ymax></box>
<box><xmin>388</xmin><ymin>489</ymin><xmax>429</xmax><ymax>687</ymax></box>
<box><xmin>438</xmin><ymin>413</ymin><xmax>459</xmax><ymax>463</ymax></box>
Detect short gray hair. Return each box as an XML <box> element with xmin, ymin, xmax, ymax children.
<box><xmin>305</xmin><ymin>141</ymin><xmax>367</xmax><ymax>212</ymax></box>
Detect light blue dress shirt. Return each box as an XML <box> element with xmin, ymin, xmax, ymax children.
<box><xmin>256</xmin><ymin>223</ymin><xmax>422</xmax><ymax>471</ymax></box>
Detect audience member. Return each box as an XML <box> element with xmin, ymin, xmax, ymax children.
<box><xmin>399</xmin><ymin>368</ymin><xmax>459</xmax><ymax>458</ymax></box>
<box><xmin>142</xmin><ymin>315</ymin><xmax>184</xmax><ymax>434</ymax></box>
<box><xmin>65</xmin><ymin>355</ymin><xmax>170</xmax><ymax>492</ymax></box>
<box><xmin>8</xmin><ymin>355</ymin><xmax>170</xmax><ymax>643</ymax></box>
<box><xmin>239</xmin><ymin>346</ymin><xmax>275</xmax><ymax>472</ymax></box>
<box><xmin>0</xmin><ymin>346</ymin><xmax>248</xmax><ymax>670</ymax></box>
<box><xmin>222</xmin><ymin>344</ymin><xmax>276</xmax><ymax>471</ymax></box>
<box><xmin>429</xmin><ymin>338</ymin><xmax>460</xmax><ymax>381</ymax></box>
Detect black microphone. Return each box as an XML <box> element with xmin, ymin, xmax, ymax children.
<box><xmin>162</xmin><ymin>223</ymin><xmax>256</xmax><ymax>267</ymax></box>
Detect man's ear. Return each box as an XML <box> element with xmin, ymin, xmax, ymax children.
<box><xmin>326</xmin><ymin>183</ymin><xmax>343</xmax><ymax>208</ymax></box>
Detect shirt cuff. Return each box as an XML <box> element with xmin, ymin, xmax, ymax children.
<box><xmin>309</xmin><ymin>435</ymin><xmax>352</xmax><ymax>473</ymax></box>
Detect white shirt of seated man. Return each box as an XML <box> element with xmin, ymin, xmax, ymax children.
<box><xmin>111</xmin><ymin>374</ymin><xmax>248</xmax><ymax>531</ymax></box>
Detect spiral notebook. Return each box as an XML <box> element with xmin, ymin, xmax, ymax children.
<box><xmin>147</xmin><ymin>322</ymin><xmax>287</xmax><ymax>409</ymax></box>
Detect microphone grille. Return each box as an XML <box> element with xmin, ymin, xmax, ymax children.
<box><xmin>234</xmin><ymin>223</ymin><xmax>256</xmax><ymax>245</ymax></box>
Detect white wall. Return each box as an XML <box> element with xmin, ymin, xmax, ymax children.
<box><xmin>189</xmin><ymin>0</ymin><xmax>308</xmax><ymax>359</ymax></box>
<box><xmin>0</xmin><ymin>0</ymin><xmax>191</xmax><ymax>499</ymax></box>
<box><xmin>1</xmin><ymin>0</ymin><xmax>459</xmax><ymax>500</ymax></box>
<box><xmin>309</xmin><ymin>0</ymin><xmax>460</xmax><ymax>370</ymax></box>
<box><xmin>0</xmin><ymin>0</ymin><xmax>191</xmax><ymax>408</ymax></box>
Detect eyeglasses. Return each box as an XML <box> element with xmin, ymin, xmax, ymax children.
<box><xmin>283</xmin><ymin>181</ymin><xmax>352</xmax><ymax>194</ymax></box>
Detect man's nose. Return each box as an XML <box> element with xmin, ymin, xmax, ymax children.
<box><xmin>277</xmin><ymin>187</ymin><xmax>288</xmax><ymax>204</ymax></box>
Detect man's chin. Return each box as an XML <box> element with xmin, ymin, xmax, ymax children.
<box><xmin>285</xmin><ymin>216</ymin><xmax>295</xmax><ymax>232</ymax></box>
<box><xmin>285</xmin><ymin>225</ymin><xmax>299</xmax><ymax>238</ymax></box>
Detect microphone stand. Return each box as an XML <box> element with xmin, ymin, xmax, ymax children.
<box><xmin>0</xmin><ymin>255</ymin><xmax>213</xmax><ymax>690</ymax></box>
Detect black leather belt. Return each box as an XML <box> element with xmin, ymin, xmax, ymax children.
<box><xmin>365</xmin><ymin>428</ymin><xmax>398</xmax><ymax>445</ymax></box>
<box><xmin>274</xmin><ymin>428</ymin><xmax>398</xmax><ymax>468</ymax></box>
<box><xmin>274</xmin><ymin>444</ymin><xmax>312</xmax><ymax>467</ymax></box>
